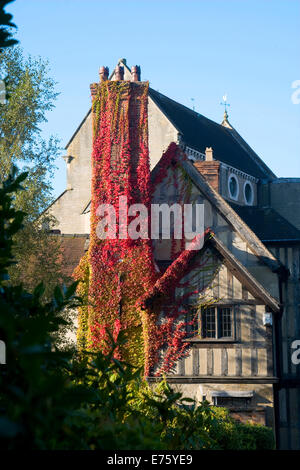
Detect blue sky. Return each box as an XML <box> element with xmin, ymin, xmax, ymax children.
<box><xmin>8</xmin><ymin>0</ymin><xmax>300</xmax><ymax>198</ymax></box>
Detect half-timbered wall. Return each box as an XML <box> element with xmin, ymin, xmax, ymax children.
<box><xmin>157</xmin><ymin>248</ymin><xmax>275</xmax><ymax>426</ymax></box>
<box><xmin>268</xmin><ymin>244</ymin><xmax>300</xmax><ymax>449</ymax></box>
<box><xmin>151</xmin><ymin>167</ymin><xmax>279</xmax><ymax>427</ymax></box>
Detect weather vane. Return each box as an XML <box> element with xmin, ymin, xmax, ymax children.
<box><xmin>220</xmin><ymin>94</ymin><xmax>230</xmax><ymax>112</ymax></box>
<box><xmin>190</xmin><ymin>97</ymin><xmax>195</xmax><ymax>111</ymax></box>
<box><xmin>220</xmin><ymin>94</ymin><xmax>230</xmax><ymax>121</ymax></box>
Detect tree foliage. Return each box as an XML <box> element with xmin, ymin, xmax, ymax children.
<box><xmin>0</xmin><ymin>0</ymin><xmax>18</xmax><ymax>51</ymax></box>
<box><xmin>0</xmin><ymin>46</ymin><xmax>60</xmax><ymax>214</ymax></box>
<box><xmin>0</xmin><ymin>44</ymin><xmax>68</xmax><ymax>298</ymax></box>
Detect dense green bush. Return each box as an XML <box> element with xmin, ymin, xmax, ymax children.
<box><xmin>208</xmin><ymin>406</ymin><xmax>275</xmax><ymax>450</ymax></box>
<box><xmin>0</xmin><ymin>168</ymin><xmax>275</xmax><ymax>450</ymax></box>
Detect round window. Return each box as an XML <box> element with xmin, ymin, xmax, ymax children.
<box><xmin>244</xmin><ymin>181</ymin><xmax>253</xmax><ymax>205</ymax></box>
<box><xmin>228</xmin><ymin>174</ymin><xmax>239</xmax><ymax>200</ymax></box>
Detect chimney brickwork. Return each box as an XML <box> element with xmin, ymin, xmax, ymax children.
<box><xmin>90</xmin><ymin>83</ymin><xmax>98</xmax><ymax>100</ymax></box>
<box><xmin>193</xmin><ymin>159</ymin><xmax>220</xmax><ymax>192</ymax></box>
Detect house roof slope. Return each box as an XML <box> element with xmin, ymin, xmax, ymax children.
<box><xmin>59</xmin><ymin>235</ymin><xmax>88</xmax><ymax>279</ymax></box>
<box><xmin>229</xmin><ymin>203</ymin><xmax>300</xmax><ymax>243</ymax></box>
<box><xmin>181</xmin><ymin>157</ymin><xmax>283</xmax><ymax>273</ymax></box>
<box><xmin>142</xmin><ymin>231</ymin><xmax>280</xmax><ymax>313</ymax></box>
<box><xmin>148</xmin><ymin>88</ymin><xmax>276</xmax><ymax>180</ymax></box>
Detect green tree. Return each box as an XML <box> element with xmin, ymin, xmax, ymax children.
<box><xmin>0</xmin><ymin>0</ymin><xmax>18</xmax><ymax>51</ymax></box>
<box><xmin>0</xmin><ymin>45</ymin><xmax>68</xmax><ymax>300</ymax></box>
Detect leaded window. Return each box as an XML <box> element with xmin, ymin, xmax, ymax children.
<box><xmin>186</xmin><ymin>305</ymin><xmax>235</xmax><ymax>340</ymax></box>
<box><xmin>202</xmin><ymin>306</ymin><xmax>234</xmax><ymax>339</ymax></box>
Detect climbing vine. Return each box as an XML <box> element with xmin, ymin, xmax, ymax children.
<box><xmin>139</xmin><ymin>229</ymin><xmax>219</xmax><ymax>376</ymax></box>
<box><xmin>73</xmin><ymin>252</ymin><xmax>90</xmax><ymax>351</ymax></box>
<box><xmin>77</xmin><ymin>80</ymin><xmax>156</xmax><ymax>366</ymax></box>
<box><xmin>74</xmin><ymin>80</ymin><xmax>217</xmax><ymax>375</ymax></box>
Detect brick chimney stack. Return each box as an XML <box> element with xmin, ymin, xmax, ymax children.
<box><xmin>131</xmin><ymin>65</ymin><xmax>141</xmax><ymax>82</ymax></box>
<box><xmin>99</xmin><ymin>66</ymin><xmax>109</xmax><ymax>82</ymax></box>
<box><xmin>115</xmin><ymin>65</ymin><xmax>124</xmax><ymax>81</ymax></box>
<box><xmin>193</xmin><ymin>147</ymin><xmax>220</xmax><ymax>192</ymax></box>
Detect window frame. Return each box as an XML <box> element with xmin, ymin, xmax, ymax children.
<box><xmin>185</xmin><ymin>304</ymin><xmax>236</xmax><ymax>342</ymax></box>
<box><xmin>243</xmin><ymin>180</ymin><xmax>254</xmax><ymax>205</ymax></box>
<box><xmin>228</xmin><ymin>173</ymin><xmax>239</xmax><ymax>201</ymax></box>
<box><xmin>212</xmin><ymin>395</ymin><xmax>253</xmax><ymax>409</ymax></box>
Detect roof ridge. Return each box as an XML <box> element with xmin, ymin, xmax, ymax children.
<box><xmin>211</xmin><ymin>235</ymin><xmax>280</xmax><ymax>312</ymax></box>
<box><xmin>149</xmin><ymin>87</ymin><xmax>225</xmax><ymax>129</ymax></box>
<box><xmin>149</xmin><ymin>88</ymin><xmax>273</xmax><ymax>179</ymax></box>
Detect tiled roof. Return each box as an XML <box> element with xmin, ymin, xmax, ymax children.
<box><xmin>59</xmin><ymin>235</ymin><xmax>88</xmax><ymax>279</ymax></box>
<box><xmin>148</xmin><ymin>88</ymin><xmax>275</xmax><ymax>180</ymax></box>
<box><xmin>229</xmin><ymin>203</ymin><xmax>300</xmax><ymax>243</ymax></box>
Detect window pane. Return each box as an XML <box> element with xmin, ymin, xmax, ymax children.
<box><xmin>202</xmin><ymin>307</ymin><xmax>216</xmax><ymax>338</ymax></box>
<box><xmin>244</xmin><ymin>182</ymin><xmax>253</xmax><ymax>204</ymax></box>
<box><xmin>229</xmin><ymin>176</ymin><xmax>238</xmax><ymax>198</ymax></box>
<box><xmin>214</xmin><ymin>396</ymin><xmax>251</xmax><ymax>409</ymax></box>
<box><xmin>219</xmin><ymin>307</ymin><xmax>232</xmax><ymax>337</ymax></box>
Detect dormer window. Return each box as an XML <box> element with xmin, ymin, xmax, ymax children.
<box><xmin>228</xmin><ymin>174</ymin><xmax>239</xmax><ymax>200</ymax></box>
<box><xmin>244</xmin><ymin>181</ymin><xmax>254</xmax><ymax>205</ymax></box>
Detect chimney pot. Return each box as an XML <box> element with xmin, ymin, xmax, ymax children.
<box><xmin>99</xmin><ymin>66</ymin><xmax>109</xmax><ymax>82</ymax></box>
<box><xmin>115</xmin><ymin>65</ymin><xmax>124</xmax><ymax>81</ymax></box>
<box><xmin>131</xmin><ymin>65</ymin><xmax>141</xmax><ymax>82</ymax></box>
<box><xmin>205</xmin><ymin>147</ymin><xmax>213</xmax><ymax>161</ymax></box>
